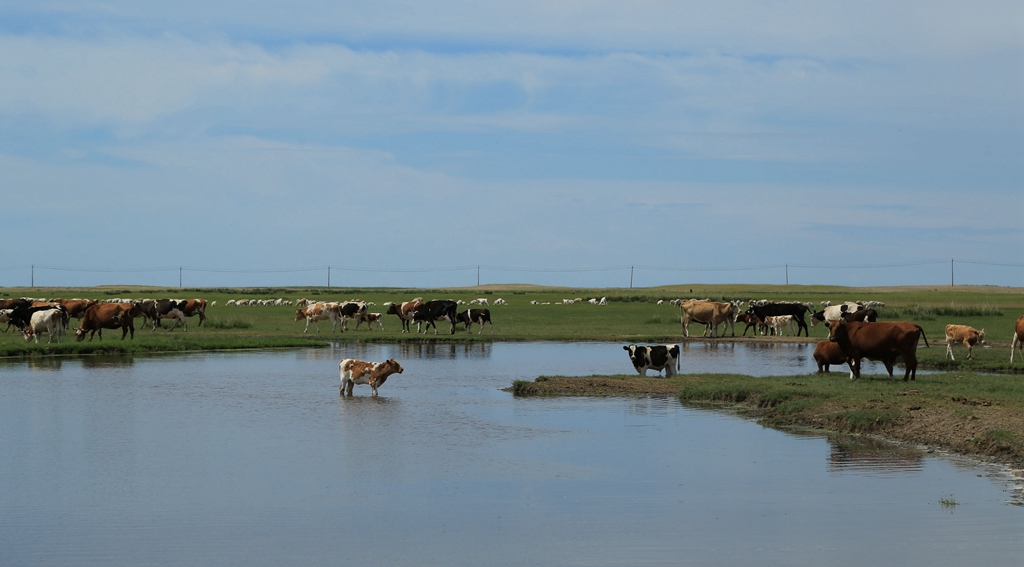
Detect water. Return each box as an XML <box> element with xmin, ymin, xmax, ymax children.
<box><xmin>1</xmin><ymin>343</ymin><xmax>1021</xmax><ymax>566</ymax></box>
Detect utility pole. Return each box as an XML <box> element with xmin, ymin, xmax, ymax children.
<box><xmin>630</xmin><ymin>266</ymin><xmax>634</xmax><ymax>289</ymax></box>
<box><xmin>785</xmin><ymin>264</ymin><xmax>789</xmax><ymax>285</ymax></box>
<box><xmin>328</xmin><ymin>266</ymin><xmax>331</xmax><ymax>288</ymax></box>
<box><xmin>31</xmin><ymin>264</ymin><xmax>34</xmax><ymax>287</ymax></box>
<box><xmin>951</xmin><ymin>259</ymin><xmax>954</xmax><ymax>288</ymax></box>
<box><xmin>477</xmin><ymin>266</ymin><xmax>480</xmax><ymax>287</ymax></box>
<box><xmin>179</xmin><ymin>267</ymin><xmax>182</xmax><ymax>288</ymax></box>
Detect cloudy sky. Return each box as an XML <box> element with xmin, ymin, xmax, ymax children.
<box><xmin>2</xmin><ymin>1</ymin><xmax>1021</xmax><ymax>288</ymax></box>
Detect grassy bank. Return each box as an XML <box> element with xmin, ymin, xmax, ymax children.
<box><xmin>511</xmin><ymin>371</ymin><xmax>1024</xmax><ymax>467</ymax></box>
<box><xmin>2</xmin><ymin>283</ymin><xmax>1022</xmax><ymax>363</ymax></box>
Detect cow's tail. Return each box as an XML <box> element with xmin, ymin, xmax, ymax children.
<box><xmin>919</xmin><ymin>325</ymin><xmax>930</xmax><ymax>348</ymax></box>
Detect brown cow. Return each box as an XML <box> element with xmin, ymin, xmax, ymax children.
<box><xmin>944</xmin><ymin>324</ymin><xmax>985</xmax><ymax>361</ymax></box>
<box><xmin>1010</xmin><ymin>316</ymin><xmax>1024</xmax><ymax>363</ymax></box>
<box><xmin>813</xmin><ymin>340</ymin><xmax>850</xmax><ymax>373</ymax></box>
<box><xmin>386</xmin><ymin>298</ymin><xmax>423</xmax><ymax>333</ymax></box>
<box><xmin>679</xmin><ymin>300</ymin><xmax>740</xmax><ymax>337</ymax></box>
<box><xmin>51</xmin><ymin>299</ymin><xmax>98</xmax><ymax>319</ymax></box>
<box><xmin>735</xmin><ymin>312</ymin><xmax>761</xmax><ymax>336</ymax></box>
<box><xmin>339</xmin><ymin>358</ymin><xmax>404</xmax><ymax>396</ymax></box>
<box><xmin>179</xmin><ymin>299</ymin><xmax>207</xmax><ymax>326</ymax></box>
<box><xmin>827</xmin><ymin>320</ymin><xmax>929</xmax><ymax>381</ymax></box>
<box><xmin>75</xmin><ymin>302</ymin><xmax>141</xmax><ymax>341</ymax></box>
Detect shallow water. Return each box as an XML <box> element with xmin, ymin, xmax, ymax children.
<box><xmin>1</xmin><ymin>343</ymin><xmax>1021</xmax><ymax>566</ymax></box>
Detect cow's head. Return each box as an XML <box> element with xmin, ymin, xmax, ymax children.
<box><xmin>75</xmin><ymin>328</ymin><xmax>87</xmax><ymax>342</ymax></box>
<box><xmin>623</xmin><ymin>344</ymin><xmax>646</xmax><ymax>368</ymax></box>
<box><xmin>827</xmin><ymin>319</ymin><xmax>846</xmax><ymax>343</ymax></box>
<box><xmin>294</xmin><ymin>308</ymin><xmax>306</xmax><ymax>321</ymax></box>
<box><xmin>387</xmin><ymin>359</ymin><xmax>404</xmax><ymax>374</ymax></box>
<box><xmin>978</xmin><ymin>329</ymin><xmax>986</xmax><ymax>344</ymax></box>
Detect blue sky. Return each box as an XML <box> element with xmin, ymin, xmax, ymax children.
<box><xmin>1</xmin><ymin>1</ymin><xmax>1021</xmax><ymax>288</ymax></box>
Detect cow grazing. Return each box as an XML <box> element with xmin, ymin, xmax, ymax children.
<box><xmin>295</xmin><ymin>302</ymin><xmax>342</xmax><ymax>333</ymax></box>
<box><xmin>623</xmin><ymin>344</ymin><xmax>681</xmax><ymax>378</ymax></box>
<box><xmin>411</xmin><ymin>300</ymin><xmax>458</xmax><ymax>335</ymax></box>
<box><xmin>1011</xmin><ymin>316</ymin><xmax>1024</xmax><ymax>363</ymax></box>
<box><xmin>75</xmin><ymin>302</ymin><xmax>140</xmax><ymax>341</ymax></box>
<box><xmin>827</xmin><ymin>319</ymin><xmax>929</xmax><ymax>381</ymax></box>
<box><xmin>22</xmin><ymin>308</ymin><xmax>65</xmax><ymax>344</ymax></box>
<box><xmin>944</xmin><ymin>324</ymin><xmax>985</xmax><ymax>361</ymax></box>
<box><xmin>813</xmin><ymin>340</ymin><xmax>851</xmax><ymax>374</ymax></box>
<box><xmin>456</xmin><ymin>308</ymin><xmax>493</xmax><ymax>334</ymax></box>
<box><xmin>339</xmin><ymin>358</ymin><xmax>404</xmax><ymax>396</ymax></box>
<box><xmin>354</xmin><ymin>312</ymin><xmax>384</xmax><ymax>331</ymax></box>
<box><xmin>747</xmin><ymin>302</ymin><xmax>812</xmax><ymax>336</ymax></box>
<box><xmin>386</xmin><ymin>298</ymin><xmax>423</xmax><ymax>333</ymax></box>
<box><xmin>679</xmin><ymin>300</ymin><xmax>740</xmax><ymax>337</ymax></box>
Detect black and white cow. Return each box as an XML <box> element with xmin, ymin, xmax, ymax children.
<box><xmin>456</xmin><ymin>308</ymin><xmax>493</xmax><ymax>334</ymax></box>
<box><xmin>623</xmin><ymin>344</ymin><xmax>681</xmax><ymax>378</ymax></box>
<box><xmin>337</xmin><ymin>301</ymin><xmax>368</xmax><ymax>331</ymax></box>
<box><xmin>411</xmin><ymin>300</ymin><xmax>459</xmax><ymax>335</ymax></box>
<box><xmin>746</xmin><ymin>302</ymin><xmax>812</xmax><ymax>337</ymax></box>
<box><xmin>137</xmin><ymin>299</ymin><xmax>188</xmax><ymax>331</ymax></box>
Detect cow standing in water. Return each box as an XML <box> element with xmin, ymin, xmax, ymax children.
<box><xmin>339</xmin><ymin>358</ymin><xmax>404</xmax><ymax>396</ymax></box>
<box><xmin>623</xmin><ymin>344</ymin><xmax>681</xmax><ymax>378</ymax></box>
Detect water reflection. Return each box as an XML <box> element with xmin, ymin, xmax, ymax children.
<box><xmin>26</xmin><ymin>358</ymin><xmax>63</xmax><ymax>372</ymax></box>
<box><xmin>827</xmin><ymin>435</ymin><xmax>925</xmax><ymax>476</ymax></box>
<box><xmin>80</xmin><ymin>355</ymin><xmax>135</xmax><ymax>369</ymax></box>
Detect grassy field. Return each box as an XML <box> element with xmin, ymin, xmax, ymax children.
<box><xmin>1</xmin><ymin>283</ymin><xmax>1022</xmax><ymax>364</ymax></box>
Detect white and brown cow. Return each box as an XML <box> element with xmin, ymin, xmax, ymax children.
<box><xmin>295</xmin><ymin>302</ymin><xmax>342</xmax><ymax>333</ymax></box>
<box><xmin>764</xmin><ymin>315</ymin><xmax>795</xmax><ymax>336</ymax></box>
<box><xmin>22</xmin><ymin>308</ymin><xmax>65</xmax><ymax>344</ymax></box>
<box><xmin>944</xmin><ymin>324</ymin><xmax>985</xmax><ymax>361</ymax></box>
<box><xmin>354</xmin><ymin>312</ymin><xmax>384</xmax><ymax>330</ymax></box>
<box><xmin>339</xmin><ymin>358</ymin><xmax>404</xmax><ymax>396</ymax></box>
<box><xmin>386</xmin><ymin>298</ymin><xmax>423</xmax><ymax>333</ymax></box>
<box><xmin>623</xmin><ymin>344</ymin><xmax>680</xmax><ymax>378</ymax></box>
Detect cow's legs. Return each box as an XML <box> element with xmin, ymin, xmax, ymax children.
<box><xmin>945</xmin><ymin>341</ymin><xmax>955</xmax><ymax>360</ymax></box>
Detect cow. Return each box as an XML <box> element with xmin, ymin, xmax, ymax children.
<box><xmin>764</xmin><ymin>315</ymin><xmax>795</xmax><ymax>336</ymax></box>
<box><xmin>337</xmin><ymin>301</ymin><xmax>368</xmax><ymax>331</ymax></box>
<box><xmin>51</xmin><ymin>299</ymin><xmax>98</xmax><ymax>319</ymax></box>
<box><xmin>456</xmin><ymin>309</ymin><xmax>493</xmax><ymax>334</ymax></box>
<box><xmin>827</xmin><ymin>319</ymin><xmax>929</xmax><ymax>381</ymax></box>
<box><xmin>679</xmin><ymin>300</ymin><xmax>740</xmax><ymax>337</ymax></box>
<box><xmin>295</xmin><ymin>302</ymin><xmax>342</xmax><ymax>333</ymax></box>
<box><xmin>137</xmin><ymin>299</ymin><xmax>188</xmax><ymax>331</ymax></box>
<box><xmin>623</xmin><ymin>344</ymin><xmax>681</xmax><ymax>378</ymax></box>
<box><xmin>354</xmin><ymin>312</ymin><xmax>384</xmax><ymax>331</ymax></box>
<box><xmin>842</xmin><ymin>309</ymin><xmax>878</xmax><ymax>323</ymax></box>
<box><xmin>5</xmin><ymin>304</ymin><xmax>69</xmax><ymax>334</ymax></box>
<box><xmin>386</xmin><ymin>298</ymin><xmax>423</xmax><ymax>333</ymax></box>
<box><xmin>734</xmin><ymin>312</ymin><xmax>762</xmax><ymax>337</ymax></box>
<box><xmin>1011</xmin><ymin>316</ymin><xmax>1024</xmax><ymax>363</ymax></box>
<box><xmin>747</xmin><ymin>302</ymin><xmax>812</xmax><ymax>337</ymax></box>
<box><xmin>0</xmin><ymin>308</ymin><xmax>12</xmax><ymax>332</ymax></box>
<box><xmin>411</xmin><ymin>300</ymin><xmax>458</xmax><ymax>335</ymax></box>
<box><xmin>75</xmin><ymin>302</ymin><xmax>141</xmax><ymax>341</ymax></box>
<box><xmin>810</xmin><ymin>303</ymin><xmax>864</xmax><ymax>328</ymax></box>
<box><xmin>178</xmin><ymin>299</ymin><xmax>208</xmax><ymax>326</ymax></box>
<box><xmin>339</xmin><ymin>358</ymin><xmax>404</xmax><ymax>396</ymax></box>
<box><xmin>813</xmin><ymin>340</ymin><xmax>851</xmax><ymax>373</ymax></box>
<box><xmin>944</xmin><ymin>324</ymin><xmax>985</xmax><ymax>361</ymax></box>
<box><xmin>22</xmin><ymin>308</ymin><xmax>65</xmax><ymax>344</ymax></box>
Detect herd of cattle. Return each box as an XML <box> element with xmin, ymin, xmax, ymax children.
<box><xmin>4</xmin><ymin>294</ymin><xmax>1024</xmax><ymax>391</ymax></box>
<box><xmin>0</xmin><ymin>298</ymin><xmax>207</xmax><ymax>343</ymax></box>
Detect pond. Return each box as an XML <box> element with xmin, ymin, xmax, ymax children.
<box><xmin>1</xmin><ymin>342</ymin><xmax>1021</xmax><ymax>566</ymax></box>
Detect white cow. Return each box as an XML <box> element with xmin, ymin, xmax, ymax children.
<box><xmin>23</xmin><ymin>308</ymin><xmax>65</xmax><ymax>343</ymax></box>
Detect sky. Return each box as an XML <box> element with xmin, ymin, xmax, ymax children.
<box><xmin>1</xmin><ymin>1</ymin><xmax>1022</xmax><ymax>289</ymax></box>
